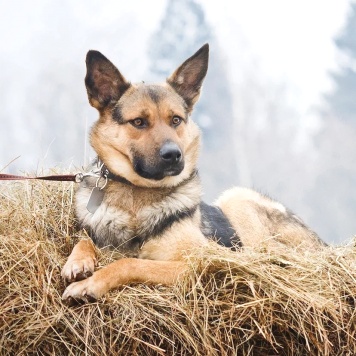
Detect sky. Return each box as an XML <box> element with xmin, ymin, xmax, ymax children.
<box><xmin>202</xmin><ymin>0</ymin><xmax>350</xmax><ymax>119</ymax></box>
<box><xmin>0</xmin><ymin>0</ymin><xmax>350</xmax><ymax>107</ymax></box>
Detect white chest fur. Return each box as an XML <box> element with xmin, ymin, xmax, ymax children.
<box><xmin>74</xmin><ymin>174</ymin><xmax>201</xmax><ymax>254</ymax></box>
<box><xmin>75</xmin><ymin>182</ymin><xmax>133</xmax><ymax>250</ymax></box>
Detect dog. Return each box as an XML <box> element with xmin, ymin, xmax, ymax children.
<box><xmin>61</xmin><ymin>44</ymin><xmax>323</xmax><ymax>302</ymax></box>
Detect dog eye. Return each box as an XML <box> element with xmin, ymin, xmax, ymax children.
<box><xmin>130</xmin><ymin>118</ymin><xmax>147</xmax><ymax>128</ymax></box>
<box><xmin>172</xmin><ymin>116</ymin><xmax>183</xmax><ymax>126</ymax></box>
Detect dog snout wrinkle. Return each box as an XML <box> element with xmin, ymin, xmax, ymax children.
<box><xmin>160</xmin><ymin>142</ymin><xmax>182</xmax><ymax>165</ymax></box>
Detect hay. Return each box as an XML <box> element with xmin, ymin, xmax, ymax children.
<box><xmin>0</xmin><ymin>178</ymin><xmax>355</xmax><ymax>355</ymax></box>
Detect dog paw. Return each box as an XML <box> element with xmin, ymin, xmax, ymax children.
<box><xmin>62</xmin><ymin>275</ymin><xmax>107</xmax><ymax>303</ymax></box>
<box><xmin>61</xmin><ymin>255</ymin><xmax>96</xmax><ymax>283</ymax></box>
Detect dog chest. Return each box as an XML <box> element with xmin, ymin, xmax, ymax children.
<box><xmin>75</xmin><ymin>183</ymin><xmax>137</xmax><ymax>252</ymax></box>
<box><xmin>74</xmin><ymin>177</ymin><xmax>202</xmax><ymax>254</ymax></box>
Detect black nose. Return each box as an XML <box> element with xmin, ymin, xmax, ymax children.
<box><xmin>160</xmin><ymin>142</ymin><xmax>182</xmax><ymax>164</ymax></box>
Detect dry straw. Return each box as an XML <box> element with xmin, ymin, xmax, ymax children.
<box><xmin>0</xmin><ymin>177</ymin><xmax>355</xmax><ymax>355</ymax></box>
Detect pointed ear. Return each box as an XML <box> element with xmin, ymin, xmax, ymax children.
<box><xmin>85</xmin><ymin>50</ymin><xmax>131</xmax><ymax>111</ymax></box>
<box><xmin>167</xmin><ymin>43</ymin><xmax>209</xmax><ymax>111</ymax></box>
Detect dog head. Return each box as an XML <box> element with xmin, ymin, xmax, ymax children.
<box><xmin>85</xmin><ymin>44</ymin><xmax>209</xmax><ymax>188</ymax></box>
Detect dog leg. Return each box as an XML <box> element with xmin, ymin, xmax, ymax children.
<box><xmin>62</xmin><ymin>258</ymin><xmax>187</xmax><ymax>302</ymax></box>
<box><xmin>61</xmin><ymin>239</ymin><xmax>97</xmax><ymax>283</ymax></box>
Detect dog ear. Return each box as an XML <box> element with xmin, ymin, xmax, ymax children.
<box><xmin>85</xmin><ymin>50</ymin><xmax>131</xmax><ymax>111</ymax></box>
<box><xmin>167</xmin><ymin>43</ymin><xmax>209</xmax><ymax>111</ymax></box>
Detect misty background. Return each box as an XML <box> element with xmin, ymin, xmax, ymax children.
<box><xmin>0</xmin><ymin>0</ymin><xmax>355</xmax><ymax>244</ymax></box>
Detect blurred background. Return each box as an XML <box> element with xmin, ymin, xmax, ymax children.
<box><xmin>0</xmin><ymin>0</ymin><xmax>355</xmax><ymax>244</ymax></box>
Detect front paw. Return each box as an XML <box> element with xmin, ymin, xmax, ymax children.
<box><xmin>61</xmin><ymin>255</ymin><xmax>97</xmax><ymax>283</ymax></box>
<box><xmin>62</xmin><ymin>274</ymin><xmax>107</xmax><ymax>302</ymax></box>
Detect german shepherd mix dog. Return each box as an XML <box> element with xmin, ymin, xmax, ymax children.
<box><xmin>62</xmin><ymin>44</ymin><xmax>323</xmax><ymax>302</ymax></box>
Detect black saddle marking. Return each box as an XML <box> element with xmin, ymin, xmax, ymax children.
<box><xmin>200</xmin><ymin>202</ymin><xmax>241</xmax><ymax>250</ymax></box>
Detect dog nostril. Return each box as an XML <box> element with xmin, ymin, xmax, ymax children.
<box><xmin>160</xmin><ymin>142</ymin><xmax>182</xmax><ymax>163</ymax></box>
<box><xmin>162</xmin><ymin>151</ymin><xmax>181</xmax><ymax>162</ymax></box>
<box><xmin>161</xmin><ymin>150</ymin><xmax>181</xmax><ymax>162</ymax></box>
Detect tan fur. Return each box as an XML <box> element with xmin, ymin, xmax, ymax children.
<box><xmin>139</xmin><ymin>218</ymin><xmax>207</xmax><ymax>261</ymax></box>
<box><xmin>90</xmin><ymin>84</ymin><xmax>201</xmax><ymax>189</ymax></box>
<box><xmin>62</xmin><ymin>258</ymin><xmax>187</xmax><ymax>301</ymax></box>
<box><xmin>216</xmin><ymin>187</ymin><xmax>322</xmax><ymax>249</ymax></box>
<box><xmin>61</xmin><ymin>44</ymin><xmax>324</xmax><ymax>302</ymax></box>
<box><xmin>62</xmin><ymin>219</ymin><xmax>204</xmax><ymax>300</ymax></box>
<box><xmin>61</xmin><ymin>239</ymin><xmax>97</xmax><ymax>282</ymax></box>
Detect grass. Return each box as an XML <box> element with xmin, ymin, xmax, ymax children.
<box><xmin>0</xmin><ymin>178</ymin><xmax>355</xmax><ymax>355</ymax></box>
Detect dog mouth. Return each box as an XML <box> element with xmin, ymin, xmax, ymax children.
<box><xmin>133</xmin><ymin>161</ymin><xmax>184</xmax><ymax>181</ymax></box>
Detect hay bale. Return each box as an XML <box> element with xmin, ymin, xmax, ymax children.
<box><xmin>0</xmin><ymin>179</ymin><xmax>355</xmax><ymax>355</ymax></box>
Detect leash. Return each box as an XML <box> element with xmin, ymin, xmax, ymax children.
<box><xmin>0</xmin><ymin>171</ymin><xmax>111</xmax><ymax>185</ymax></box>
<box><xmin>0</xmin><ymin>173</ymin><xmax>82</xmax><ymax>182</ymax></box>
<box><xmin>0</xmin><ymin>158</ymin><xmax>108</xmax><ymax>184</ymax></box>
<box><xmin>0</xmin><ymin>163</ymin><xmax>115</xmax><ymax>214</ymax></box>
<box><xmin>0</xmin><ymin>159</ymin><xmax>116</xmax><ymax>187</ymax></box>
<box><xmin>0</xmin><ymin>159</ymin><xmax>126</xmax><ymax>187</ymax></box>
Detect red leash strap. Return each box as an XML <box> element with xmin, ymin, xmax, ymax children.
<box><xmin>0</xmin><ymin>173</ymin><xmax>78</xmax><ymax>182</ymax></box>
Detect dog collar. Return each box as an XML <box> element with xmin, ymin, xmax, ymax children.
<box><xmin>84</xmin><ymin>160</ymin><xmax>133</xmax><ymax>213</ymax></box>
<box><xmin>93</xmin><ymin>158</ymin><xmax>133</xmax><ymax>186</ymax></box>
<box><xmin>101</xmin><ymin>165</ymin><xmax>133</xmax><ymax>186</ymax></box>
<box><xmin>78</xmin><ymin>158</ymin><xmax>133</xmax><ymax>187</ymax></box>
